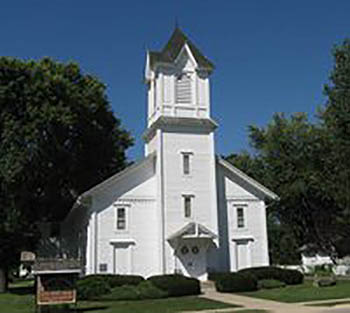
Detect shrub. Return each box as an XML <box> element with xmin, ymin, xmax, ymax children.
<box><xmin>316</xmin><ymin>278</ymin><xmax>337</xmax><ymax>287</ymax></box>
<box><xmin>98</xmin><ymin>281</ymin><xmax>168</xmax><ymax>300</ymax></box>
<box><xmin>137</xmin><ymin>281</ymin><xmax>168</xmax><ymax>299</ymax></box>
<box><xmin>215</xmin><ymin>273</ymin><xmax>258</xmax><ymax>293</ymax></box>
<box><xmin>239</xmin><ymin>267</ymin><xmax>304</xmax><ymax>285</ymax></box>
<box><xmin>258</xmin><ymin>279</ymin><xmax>286</xmax><ymax>289</ymax></box>
<box><xmin>148</xmin><ymin>274</ymin><xmax>201</xmax><ymax>297</ymax></box>
<box><xmin>100</xmin><ymin>285</ymin><xmax>140</xmax><ymax>301</ymax></box>
<box><xmin>77</xmin><ymin>277</ymin><xmax>111</xmax><ymax>300</ymax></box>
<box><xmin>208</xmin><ymin>272</ymin><xmax>229</xmax><ymax>282</ymax></box>
<box><xmin>313</xmin><ymin>264</ymin><xmax>334</xmax><ymax>277</ymax></box>
<box><xmin>106</xmin><ymin>274</ymin><xmax>145</xmax><ymax>287</ymax></box>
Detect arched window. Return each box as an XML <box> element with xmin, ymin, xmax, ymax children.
<box><xmin>176</xmin><ymin>73</ymin><xmax>192</xmax><ymax>104</ymax></box>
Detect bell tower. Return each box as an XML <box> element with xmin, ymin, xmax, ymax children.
<box><xmin>144</xmin><ymin>28</ymin><xmax>219</xmax><ymax>276</ymax></box>
<box><xmin>144</xmin><ymin>28</ymin><xmax>217</xmax><ymax>155</ymax></box>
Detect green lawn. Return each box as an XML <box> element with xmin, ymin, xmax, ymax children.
<box><xmin>241</xmin><ymin>280</ymin><xmax>350</xmax><ymax>303</ymax></box>
<box><xmin>0</xmin><ymin>284</ymin><xmax>239</xmax><ymax>313</ymax></box>
<box><xmin>77</xmin><ymin>297</ymin><xmax>238</xmax><ymax>313</ymax></box>
<box><xmin>232</xmin><ymin>310</ymin><xmax>268</xmax><ymax>313</ymax></box>
<box><xmin>306</xmin><ymin>300</ymin><xmax>350</xmax><ymax>307</ymax></box>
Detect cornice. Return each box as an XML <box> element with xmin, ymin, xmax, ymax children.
<box><xmin>114</xmin><ymin>197</ymin><xmax>156</xmax><ymax>203</ymax></box>
<box><xmin>143</xmin><ymin>116</ymin><xmax>218</xmax><ymax>142</ymax></box>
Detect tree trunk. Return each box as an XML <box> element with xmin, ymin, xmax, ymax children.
<box><xmin>0</xmin><ymin>267</ymin><xmax>8</xmax><ymax>293</ymax></box>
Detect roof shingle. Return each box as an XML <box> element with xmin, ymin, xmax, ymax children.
<box><xmin>149</xmin><ymin>28</ymin><xmax>214</xmax><ymax>71</ymax></box>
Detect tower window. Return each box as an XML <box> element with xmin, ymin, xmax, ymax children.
<box><xmin>237</xmin><ymin>208</ymin><xmax>245</xmax><ymax>228</ymax></box>
<box><xmin>176</xmin><ymin>73</ymin><xmax>192</xmax><ymax>104</ymax></box>
<box><xmin>183</xmin><ymin>154</ymin><xmax>190</xmax><ymax>175</ymax></box>
<box><xmin>183</xmin><ymin>195</ymin><xmax>193</xmax><ymax>218</ymax></box>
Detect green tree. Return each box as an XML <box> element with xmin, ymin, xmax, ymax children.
<box><xmin>225</xmin><ymin>149</ymin><xmax>301</xmax><ymax>265</ymax></box>
<box><xmin>249</xmin><ymin>113</ymin><xmax>343</xmax><ymax>257</ymax></box>
<box><xmin>320</xmin><ymin>39</ymin><xmax>350</xmax><ymax>257</ymax></box>
<box><xmin>227</xmin><ymin>113</ymin><xmax>343</xmax><ymax>263</ymax></box>
<box><xmin>0</xmin><ymin>57</ymin><xmax>133</xmax><ymax>292</ymax></box>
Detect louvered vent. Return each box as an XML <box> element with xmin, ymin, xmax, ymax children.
<box><xmin>176</xmin><ymin>74</ymin><xmax>192</xmax><ymax>104</ymax></box>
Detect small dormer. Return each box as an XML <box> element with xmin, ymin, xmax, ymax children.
<box><xmin>145</xmin><ymin>28</ymin><xmax>214</xmax><ymax>127</ymax></box>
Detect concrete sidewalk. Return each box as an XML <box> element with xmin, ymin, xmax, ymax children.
<box><xmin>200</xmin><ymin>286</ymin><xmax>350</xmax><ymax>313</ymax></box>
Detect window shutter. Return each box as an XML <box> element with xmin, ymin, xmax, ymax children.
<box><xmin>176</xmin><ymin>74</ymin><xmax>192</xmax><ymax>104</ymax></box>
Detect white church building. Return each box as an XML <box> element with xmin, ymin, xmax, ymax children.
<box><xmin>61</xmin><ymin>28</ymin><xmax>277</xmax><ymax>281</ymax></box>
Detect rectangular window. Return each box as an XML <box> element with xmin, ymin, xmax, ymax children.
<box><xmin>237</xmin><ymin>208</ymin><xmax>245</xmax><ymax>228</ymax></box>
<box><xmin>184</xmin><ymin>196</ymin><xmax>192</xmax><ymax>218</ymax></box>
<box><xmin>116</xmin><ymin>207</ymin><xmax>126</xmax><ymax>230</ymax></box>
<box><xmin>183</xmin><ymin>154</ymin><xmax>190</xmax><ymax>175</ymax></box>
<box><xmin>99</xmin><ymin>263</ymin><xmax>107</xmax><ymax>272</ymax></box>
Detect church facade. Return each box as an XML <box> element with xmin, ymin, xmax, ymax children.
<box><xmin>61</xmin><ymin>28</ymin><xmax>277</xmax><ymax>280</ymax></box>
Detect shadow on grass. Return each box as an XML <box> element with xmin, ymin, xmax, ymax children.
<box><xmin>9</xmin><ymin>286</ymin><xmax>34</xmax><ymax>295</ymax></box>
<box><xmin>74</xmin><ymin>306</ymin><xmax>108</xmax><ymax>312</ymax></box>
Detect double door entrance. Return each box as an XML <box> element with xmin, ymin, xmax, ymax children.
<box><xmin>175</xmin><ymin>239</ymin><xmax>210</xmax><ymax>280</ymax></box>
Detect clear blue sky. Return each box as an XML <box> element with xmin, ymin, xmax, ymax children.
<box><xmin>1</xmin><ymin>1</ymin><xmax>350</xmax><ymax>160</ymax></box>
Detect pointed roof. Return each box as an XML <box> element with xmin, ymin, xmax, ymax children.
<box><xmin>167</xmin><ymin>222</ymin><xmax>217</xmax><ymax>241</ymax></box>
<box><xmin>149</xmin><ymin>28</ymin><xmax>214</xmax><ymax>72</ymax></box>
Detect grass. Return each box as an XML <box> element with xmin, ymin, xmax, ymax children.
<box><xmin>241</xmin><ymin>280</ymin><xmax>350</xmax><ymax>303</ymax></box>
<box><xmin>233</xmin><ymin>311</ymin><xmax>270</xmax><ymax>313</ymax></box>
<box><xmin>306</xmin><ymin>300</ymin><xmax>350</xmax><ymax>307</ymax></box>
<box><xmin>0</xmin><ymin>282</ymin><xmax>239</xmax><ymax>313</ymax></box>
<box><xmin>77</xmin><ymin>297</ymin><xmax>238</xmax><ymax>313</ymax></box>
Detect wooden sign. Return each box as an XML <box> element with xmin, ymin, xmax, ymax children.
<box><xmin>36</xmin><ymin>274</ymin><xmax>78</xmax><ymax>305</ymax></box>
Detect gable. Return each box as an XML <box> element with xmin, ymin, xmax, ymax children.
<box><xmin>66</xmin><ymin>153</ymin><xmax>156</xmax><ymax>220</ymax></box>
<box><xmin>216</xmin><ymin>157</ymin><xmax>278</xmax><ymax>201</ymax></box>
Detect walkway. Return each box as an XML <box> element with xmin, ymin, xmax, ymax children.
<box><xmin>198</xmin><ymin>283</ymin><xmax>350</xmax><ymax>313</ymax></box>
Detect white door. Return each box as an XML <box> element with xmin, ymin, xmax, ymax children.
<box><xmin>114</xmin><ymin>243</ymin><xmax>131</xmax><ymax>274</ymax></box>
<box><xmin>236</xmin><ymin>240</ymin><xmax>251</xmax><ymax>270</ymax></box>
<box><xmin>176</xmin><ymin>241</ymin><xmax>208</xmax><ymax>280</ymax></box>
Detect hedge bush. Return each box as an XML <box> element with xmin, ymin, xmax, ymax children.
<box><xmin>77</xmin><ymin>277</ymin><xmax>111</xmax><ymax>300</ymax></box>
<box><xmin>208</xmin><ymin>272</ymin><xmax>229</xmax><ymax>282</ymax></box>
<box><xmin>239</xmin><ymin>267</ymin><xmax>304</xmax><ymax>285</ymax></box>
<box><xmin>99</xmin><ymin>281</ymin><xmax>169</xmax><ymax>300</ymax></box>
<box><xmin>136</xmin><ymin>281</ymin><xmax>168</xmax><ymax>299</ymax></box>
<box><xmin>257</xmin><ymin>279</ymin><xmax>286</xmax><ymax>289</ymax></box>
<box><xmin>77</xmin><ymin>274</ymin><xmax>145</xmax><ymax>300</ymax></box>
<box><xmin>106</xmin><ymin>274</ymin><xmax>145</xmax><ymax>287</ymax></box>
<box><xmin>215</xmin><ymin>272</ymin><xmax>258</xmax><ymax>293</ymax></box>
<box><xmin>315</xmin><ymin>278</ymin><xmax>337</xmax><ymax>288</ymax></box>
<box><xmin>102</xmin><ymin>285</ymin><xmax>140</xmax><ymax>301</ymax></box>
<box><xmin>148</xmin><ymin>274</ymin><xmax>201</xmax><ymax>297</ymax></box>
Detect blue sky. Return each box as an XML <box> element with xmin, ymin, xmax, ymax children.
<box><xmin>1</xmin><ymin>1</ymin><xmax>350</xmax><ymax>160</ymax></box>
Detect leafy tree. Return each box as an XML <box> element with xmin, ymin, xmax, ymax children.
<box><xmin>227</xmin><ymin>113</ymin><xmax>343</xmax><ymax>263</ymax></box>
<box><xmin>320</xmin><ymin>39</ymin><xmax>350</xmax><ymax>257</ymax></box>
<box><xmin>0</xmin><ymin>57</ymin><xmax>133</xmax><ymax>292</ymax></box>
<box><xmin>225</xmin><ymin>148</ymin><xmax>301</xmax><ymax>265</ymax></box>
<box><xmin>227</xmin><ymin>40</ymin><xmax>350</xmax><ymax>264</ymax></box>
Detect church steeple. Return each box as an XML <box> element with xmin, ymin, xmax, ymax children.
<box><xmin>144</xmin><ymin>28</ymin><xmax>215</xmax><ymax>131</ymax></box>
